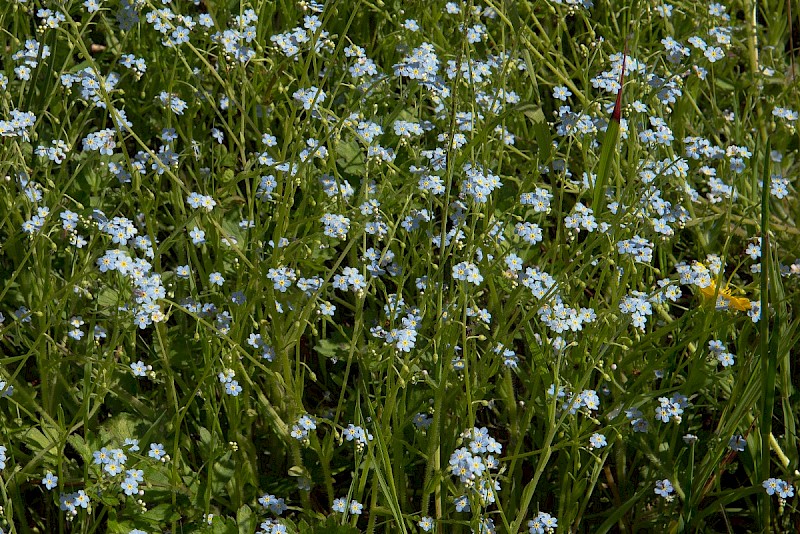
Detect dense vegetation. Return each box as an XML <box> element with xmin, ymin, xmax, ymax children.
<box><xmin>1</xmin><ymin>0</ymin><xmax>799</xmax><ymax>532</ymax></box>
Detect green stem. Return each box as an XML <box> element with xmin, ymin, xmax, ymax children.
<box><xmin>759</xmin><ymin>139</ymin><xmax>774</xmax><ymax>530</ymax></box>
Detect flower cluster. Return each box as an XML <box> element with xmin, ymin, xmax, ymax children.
<box><xmin>528</xmin><ymin>511</ymin><xmax>558</xmax><ymax>534</ymax></box>
<box><xmin>763</xmin><ymin>478</ymin><xmax>795</xmax><ymax>499</ymax></box>
<box><xmin>270</xmin><ymin>10</ymin><xmax>329</xmax><ymax>59</ymax></box>
<box><xmin>59</xmin><ymin>490</ymin><xmax>91</xmax><ymax>516</ymax></box>
<box><xmin>342</xmin><ymin>424</ymin><xmax>373</xmax><ymax>451</ymax></box>
<box><xmin>452</xmin><ymin>261</ymin><xmax>483</xmax><ymax>285</ymax></box>
<box><xmin>218</xmin><ymin>369</ymin><xmax>243</xmax><ymax>396</ymax></box>
<box><xmin>247</xmin><ymin>333</ymin><xmax>276</xmax><ymax>361</ymax></box>
<box><xmin>618</xmin><ymin>291</ymin><xmax>654</xmax><ymax>330</ymax></box>
<box><xmin>293</xmin><ymin>86</ymin><xmax>326</xmax><ymax>111</ymax></box>
<box><xmin>616</xmin><ymin>236</ymin><xmax>654</xmax><ymax>263</ymax></box>
<box><xmin>709</xmin><ymin>340</ymin><xmax>735</xmax><ymax>367</ymax></box>
<box><xmin>0</xmin><ymin>109</ymin><xmax>36</xmax><ymax>139</ymax></box>
<box><xmin>332</xmin><ymin>497</ymin><xmax>363</xmax><ymax>516</ymax></box>
<box><xmin>1</xmin><ymin>0</ymin><xmax>798</xmax><ymax>530</ymax></box>
<box><xmin>332</xmin><ymin>266</ymin><xmax>367</xmax><ymax>293</ymax></box>
<box><xmin>12</xmin><ymin>39</ymin><xmax>51</xmax><ymax>80</ymax></box>
<box><xmin>320</xmin><ymin>213</ymin><xmax>350</xmax><ymax>239</ymax></box>
<box><xmin>655</xmin><ymin>393</ymin><xmax>689</xmax><ymax>424</ymax></box>
<box><xmin>449</xmin><ymin>427</ymin><xmax>503</xmax><ymax>510</ymax></box>
<box><xmin>35</xmin><ymin>140</ymin><xmax>70</xmax><ymax>164</ymax></box>
<box><xmin>290</xmin><ymin>415</ymin><xmax>317</xmax><ymax>441</ymax></box>
<box><xmin>259</xmin><ymin>493</ymin><xmax>288</xmax><ymax>515</ymax></box>
<box><xmin>561</xmin><ymin>389</ymin><xmax>601</xmax><ymax>415</ymax></box>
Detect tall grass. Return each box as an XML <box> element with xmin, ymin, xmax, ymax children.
<box><xmin>0</xmin><ymin>0</ymin><xmax>798</xmax><ymax>532</ymax></box>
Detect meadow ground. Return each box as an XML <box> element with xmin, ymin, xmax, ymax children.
<box><xmin>1</xmin><ymin>0</ymin><xmax>799</xmax><ymax>532</ymax></box>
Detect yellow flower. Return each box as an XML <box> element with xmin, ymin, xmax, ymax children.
<box><xmin>698</xmin><ymin>279</ymin><xmax>751</xmax><ymax>311</ymax></box>
<box><xmin>694</xmin><ymin>262</ymin><xmax>751</xmax><ymax>311</ymax></box>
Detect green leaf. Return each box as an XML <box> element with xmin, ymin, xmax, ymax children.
<box><xmin>106</xmin><ymin>519</ymin><xmax>136</xmax><ymax>534</ymax></box>
<box><xmin>23</xmin><ymin>425</ymin><xmax>58</xmax><ymax>455</ymax></box>
<box><xmin>335</xmin><ymin>139</ymin><xmax>365</xmax><ymax>177</ymax></box>
<box><xmin>237</xmin><ymin>505</ymin><xmax>256</xmax><ymax>534</ymax></box>
<box><xmin>594</xmin><ymin>488</ymin><xmax>649</xmax><ymax>534</ymax></box>
<box><xmin>221</xmin><ymin>168</ymin><xmax>236</xmax><ymax>183</ymax></box>
<box><xmin>288</xmin><ymin>465</ymin><xmax>310</xmax><ymax>478</ymax></box>
<box><xmin>142</xmin><ymin>503</ymin><xmax>182</xmax><ymax>523</ymax></box>
<box><xmin>522</xmin><ymin>105</ymin><xmax>551</xmax><ymax>163</ymax></box>
<box><xmin>66</xmin><ymin>434</ymin><xmax>92</xmax><ymax>464</ymax></box>
<box><xmin>98</xmin><ymin>491</ymin><xmax>121</xmax><ymax>507</ymax></box>
<box><xmin>97</xmin><ymin>287</ymin><xmax>122</xmax><ymax>310</ymax></box>
<box><xmin>99</xmin><ymin>412</ymin><xmax>142</xmax><ymax>445</ymax></box>
<box><xmin>198</xmin><ymin>426</ymin><xmax>213</xmax><ymax>451</ymax></box>
<box><xmin>313</xmin><ymin>339</ymin><xmax>344</xmax><ymax>358</ymax></box>
<box><xmin>298</xmin><ymin>516</ymin><xmax>360</xmax><ymax>534</ymax></box>
<box><xmin>211</xmin><ymin>518</ymin><xmax>239</xmax><ymax>534</ymax></box>
<box><xmin>212</xmin><ymin>452</ymin><xmax>236</xmax><ymax>494</ymax></box>
<box><xmin>593</xmin><ymin>118</ymin><xmax>619</xmax><ymax>212</ymax></box>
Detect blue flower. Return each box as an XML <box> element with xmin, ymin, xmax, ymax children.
<box><xmin>763</xmin><ymin>478</ymin><xmax>781</xmax><ymax>495</ymax></box>
<box><xmin>42</xmin><ymin>472</ymin><xmax>58</xmax><ymax>490</ymax></box>
<box><xmin>402</xmin><ymin>19</ymin><xmax>419</xmax><ymax>32</ymax></box>
<box><xmin>654</xmin><ymin>479</ymin><xmax>674</xmax><ymax>498</ymax></box>
<box><xmin>704</xmin><ymin>46</ymin><xmax>724</xmax><ymax>62</ymax></box>
<box><xmin>717</xmin><ymin>352</ymin><xmax>735</xmax><ymax>367</ymax></box>
<box><xmin>777</xmin><ymin>480</ymin><xmax>795</xmax><ymax>499</ymax></box>
<box><xmin>332</xmin><ymin>497</ymin><xmax>346</xmax><ymax>513</ymax></box>
<box><xmin>349</xmin><ymin>500</ymin><xmax>363</xmax><ymax>515</ymax></box>
<box><xmin>454</xmin><ymin>494</ymin><xmax>470</xmax><ymax>512</ymax></box>
<box><xmin>452</xmin><ymin>261</ymin><xmax>482</xmax><ymax>285</ymax></box>
<box><xmin>505</xmin><ymin>253</ymin><xmax>523</xmax><ymax>272</ymax></box>
<box><xmin>590</xmin><ymin>433</ymin><xmax>607</xmax><ymax>449</ymax></box>
<box><xmin>224</xmin><ymin>380</ymin><xmax>242</xmax><ymax>396</ymax></box>
<box><xmin>75</xmin><ymin>489</ymin><xmax>90</xmax><ymax>508</ymax></box>
<box><xmin>292</xmin><ymin>86</ymin><xmax>326</xmax><ymax>110</ymax></box>
<box><xmin>189</xmin><ymin>226</ymin><xmax>205</xmax><ymax>245</ymax></box>
<box><xmin>148</xmin><ymin>443</ymin><xmax>166</xmax><ymax>461</ymax></box>
<box><xmin>727</xmin><ymin>435</ymin><xmax>746</xmax><ymax>451</ymax></box>
<box><xmin>93</xmin><ymin>447</ymin><xmax>111</xmax><ymax>464</ymax></box>
<box><xmin>130</xmin><ymin>361</ymin><xmax>148</xmax><ymax>377</ymax></box>
<box><xmin>121</xmin><ymin>477</ymin><xmax>139</xmax><ymax>495</ymax></box>
<box><xmin>552</xmin><ymin>86</ymin><xmax>572</xmax><ymax>101</ymax></box>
